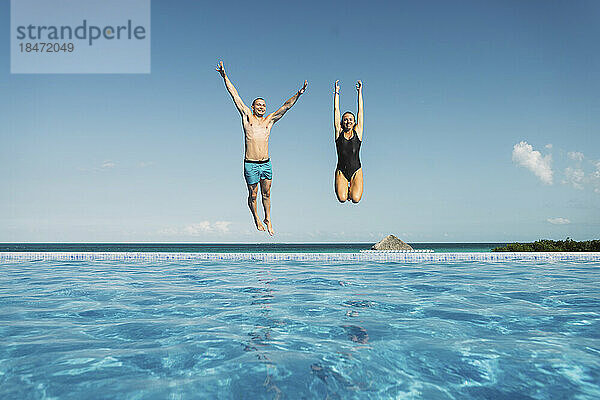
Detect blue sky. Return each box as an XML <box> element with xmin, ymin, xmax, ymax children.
<box><xmin>1</xmin><ymin>0</ymin><xmax>599</xmax><ymax>243</ymax></box>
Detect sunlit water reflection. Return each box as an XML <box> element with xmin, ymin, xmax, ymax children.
<box><xmin>1</xmin><ymin>260</ymin><xmax>599</xmax><ymax>399</ymax></box>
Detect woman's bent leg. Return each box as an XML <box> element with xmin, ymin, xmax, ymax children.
<box><xmin>335</xmin><ymin>170</ymin><xmax>349</xmax><ymax>202</ymax></box>
<box><xmin>349</xmin><ymin>168</ymin><xmax>363</xmax><ymax>203</ymax></box>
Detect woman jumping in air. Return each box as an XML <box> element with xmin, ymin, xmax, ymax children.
<box><xmin>333</xmin><ymin>80</ymin><xmax>363</xmax><ymax>203</ymax></box>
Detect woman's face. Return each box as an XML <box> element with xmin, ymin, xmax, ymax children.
<box><xmin>342</xmin><ymin>113</ymin><xmax>355</xmax><ymax>131</ymax></box>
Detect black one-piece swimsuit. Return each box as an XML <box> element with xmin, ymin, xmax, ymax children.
<box><xmin>335</xmin><ymin>131</ymin><xmax>362</xmax><ymax>181</ymax></box>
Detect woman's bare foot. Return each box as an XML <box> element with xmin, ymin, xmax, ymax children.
<box><xmin>263</xmin><ymin>219</ymin><xmax>274</xmax><ymax>236</ymax></box>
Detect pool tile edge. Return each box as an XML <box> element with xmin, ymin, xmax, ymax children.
<box><xmin>1</xmin><ymin>252</ymin><xmax>599</xmax><ymax>262</ymax></box>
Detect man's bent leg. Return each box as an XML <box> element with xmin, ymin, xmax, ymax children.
<box><xmin>247</xmin><ymin>183</ymin><xmax>266</xmax><ymax>231</ymax></box>
<box><xmin>260</xmin><ymin>179</ymin><xmax>274</xmax><ymax>236</ymax></box>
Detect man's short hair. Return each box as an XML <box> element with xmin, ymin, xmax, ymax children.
<box><xmin>252</xmin><ymin>97</ymin><xmax>265</xmax><ymax>107</ymax></box>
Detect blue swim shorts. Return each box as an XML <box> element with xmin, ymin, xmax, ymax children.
<box><xmin>243</xmin><ymin>159</ymin><xmax>272</xmax><ymax>185</ymax></box>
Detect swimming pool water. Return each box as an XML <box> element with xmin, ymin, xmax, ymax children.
<box><xmin>1</xmin><ymin>259</ymin><xmax>599</xmax><ymax>399</ymax></box>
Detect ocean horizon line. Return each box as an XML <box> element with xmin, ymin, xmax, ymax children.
<box><xmin>0</xmin><ymin>241</ymin><xmax>508</xmax><ymax>244</ymax></box>
<box><xmin>0</xmin><ymin>242</ymin><xmax>508</xmax><ymax>254</ymax></box>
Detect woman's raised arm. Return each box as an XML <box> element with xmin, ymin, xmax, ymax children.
<box><xmin>333</xmin><ymin>80</ymin><xmax>341</xmax><ymax>139</ymax></box>
<box><xmin>355</xmin><ymin>80</ymin><xmax>363</xmax><ymax>140</ymax></box>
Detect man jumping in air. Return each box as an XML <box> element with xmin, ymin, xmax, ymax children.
<box><xmin>216</xmin><ymin>61</ymin><xmax>307</xmax><ymax>236</ymax></box>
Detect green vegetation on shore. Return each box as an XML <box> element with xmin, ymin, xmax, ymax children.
<box><xmin>493</xmin><ymin>238</ymin><xmax>600</xmax><ymax>252</ymax></box>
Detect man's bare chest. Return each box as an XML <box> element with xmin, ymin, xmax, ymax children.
<box><xmin>243</xmin><ymin>120</ymin><xmax>271</xmax><ymax>141</ymax></box>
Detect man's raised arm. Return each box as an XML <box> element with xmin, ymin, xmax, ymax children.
<box><xmin>216</xmin><ymin>61</ymin><xmax>250</xmax><ymax>117</ymax></box>
<box><xmin>268</xmin><ymin>80</ymin><xmax>308</xmax><ymax>124</ymax></box>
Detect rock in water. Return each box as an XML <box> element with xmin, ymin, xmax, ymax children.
<box><xmin>371</xmin><ymin>235</ymin><xmax>413</xmax><ymax>250</ymax></box>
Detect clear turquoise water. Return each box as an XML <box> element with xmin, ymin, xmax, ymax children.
<box><xmin>1</xmin><ymin>259</ymin><xmax>599</xmax><ymax>399</ymax></box>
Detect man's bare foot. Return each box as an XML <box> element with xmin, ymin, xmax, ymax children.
<box><xmin>263</xmin><ymin>219</ymin><xmax>274</xmax><ymax>236</ymax></box>
<box><xmin>254</xmin><ymin>218</ymin><xmax>266</xmax><ymax>231</ymax></box>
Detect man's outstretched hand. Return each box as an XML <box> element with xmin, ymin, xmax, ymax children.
<box><xmin>299</xmin><ymin>80</ymin><xmax>308</xmax><ymax>95</ymax></box>
<box><xmin>356</xmin><ymin>80</ymin><xmax>362</xmax><ymax>91</ymax></box>
<box><xmin>216</xmin><ymin>61</ymin><xmax>226</xmax><ymax>78</ymax></box>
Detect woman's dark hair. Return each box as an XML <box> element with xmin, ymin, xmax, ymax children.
<box><xmin>342</xmin><ymin>111</ymin><xmax>356</xmax><ymax>120</ymax></box>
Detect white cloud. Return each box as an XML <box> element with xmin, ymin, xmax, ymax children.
<box><xmin>183</xmin><ymin>221</ymin><xmax>212</xmax><ymax>235</ymax></box>
<box><xmin>567</xmin><ymin>151</ymin><xmax>584</xmax><ymax>162</ymax></box>
<box><xmin>558</xmin><ymin>158</ymin><xmax>600</xmax><ymax>193</ymax></box>
<box><xmin>562</xmin><ymin>167</ymin><xmax>585</xmax><ymax>190</ymax></box>
<box><xmin>545</xmin><ymin>144</ymin><xmax>553</xmax><ymax>149</ymax></box>
<box><xmin>512</xmin><ymin>141</ymin><xmax>553</xmax><ymax>184</ymax></box>
<box><xmin>591</xmin><ymin>161</ymin><xmax>600</xmax><ymax>194</ymax></box>
<box><xmin>78</xmin><ymin>160</ymin><xmax>117</xmax><ymax>172</ymax></box>
<box><xmin>214</xmin><ymin>221</ymin><xmax>232</xmax><ymax>233</ymax></box>
<box><xmin>158</xmin><ymin>227</ymin><xmax>179</xmax><ymax>236</ymax></box>
<box><xmin>138</xmin><ymin>161</ymin><xmax>154</xmax><ymax>168</ymax></box>
<box><xmin>547</xmin><ymin>217</ymin><xmax>571</xmax><ymax>225</ymax></box>
<box><xmin>160</xmin><ymin>221</ymin><xmax>234</xmax><ymax>236</ymax></box>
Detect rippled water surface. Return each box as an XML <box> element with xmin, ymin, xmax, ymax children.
<box><xmin>1</xmin><ymin>260</ymin><xmax>599</xmax><ymax>399</ymax></box>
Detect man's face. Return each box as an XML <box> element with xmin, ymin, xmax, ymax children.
<box><xmin>252</xmin><ymin>99</ymin><xmax>266</xmax><ymax>117</ymax></box>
